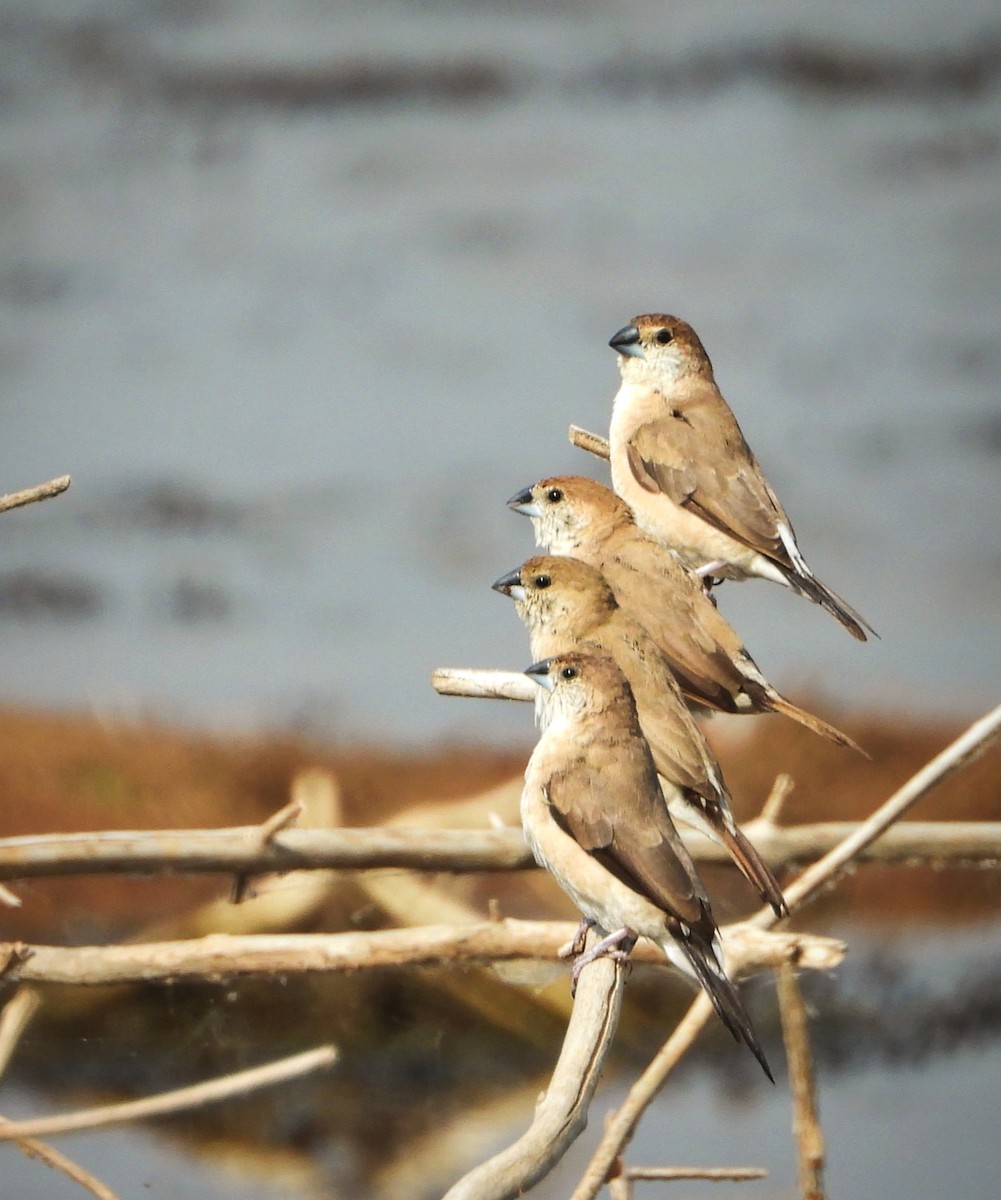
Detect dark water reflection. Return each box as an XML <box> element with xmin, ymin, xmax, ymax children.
<box><xmin>5</xmin><ymin>919</ymin><xmax>1001</xmax><ymax>1199</ymax></box>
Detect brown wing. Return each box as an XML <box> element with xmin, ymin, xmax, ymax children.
<box><xmin>628</xmin><ymin>400</ymin><xmax>794</xmax><ymax>566</ymax></box>
<box><xmin>582</xmin><ymin>617</ymin><xmax>727</xmax><ymax>805</ymax></box>
<box><xmin>601</xmin><ymin>545</ymin><xmax>750</xmax><ymax>713</ymax></box>
<box><xmin>546</xmin><ymin>739</ymin><xmax>709</xmax><ymax>929</ymax></box>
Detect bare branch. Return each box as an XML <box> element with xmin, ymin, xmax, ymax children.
<box><xmin>758</xmin><ymin>773</ymin><xmax>796</xmax><ymax>825</ymax></box>
<box><xmin>5</xmin><ymin>819</ymin><xmax>1001</xmax><ymax>884</ymax></box>
<box><xmin>570</xmin><ymin>993</ymin><xmax>716</xmax><ymax>1200</ymax></box>
<box><xmin>0</xmin><ymin>1045</ymin><xmax>338</xmax><ymax>1141</ymax></box>
<box><xmin>0</xmin><ymin>987</ymin><xmax>41</xmax><ymax>1079</ymax></box>
<box><xmin>432</xmin><ymin>668</ymin><xmax>537</xmax><ymax>702</ymax></box>
<box><xmin>442</xmin><ymin>953</ymin><xmax>627</xmax><ymax>1200</ymax></box>
<box><xmin>758</xmin><ymin>699</ymin><xmax>1001</xmax><ymax>924</ymax></box>
<box><xmin>0</xmin><ymin>475</ymin><xmax>71</xmax><ymax>515</ymax></box>
<box><xmin>626</xmin><ymin>1166</ymin><xmax>767</xmax><ymax>1181</ymax></box>
<box><xmin>0</xmin><ymin>824</ymin><xmax>536</xmax><ymax>880</ymax></box>
<box><xmin>777</xmin><ymin>962</ymin><xmax>826</xmax><ymax>1200</ymax></box>
<box><xmin>0</xmin><ymin>924</ymin><xmax>843</xmax><ymax>987</ymax></box>
<box><xmin>9</xmin><ymin>1133</ymin><xmax>121</xmax><ymax>1200</ymax></box>
<box><xmin>568</xmin><ymin>426</ymin><xmax>610</xmax><ymax>460</ymax></box>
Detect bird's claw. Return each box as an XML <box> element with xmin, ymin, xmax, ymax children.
<box><xmin>569</xmin><ymin>927</ymin><xmax>637</xmax><ymax>994</ymax></box>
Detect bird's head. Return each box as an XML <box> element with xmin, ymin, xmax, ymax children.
<box><xmin>507</xmin><ymin>476</ymin><xmax>630</xmax><ymax>554</ymax></box>
<box><xmin>608</xmin><ymin>314</ymin><xmax>713</xmax><ymax>386</ymax></box>
<box><xmin>524</xmin><ymin>651</ymin><xmax>635</xmax><ymax>721</ymax></box>
<box><xmin>492</xmin><ymin>555</ymin><xmax>615</xmax><ymax>638</ymax></box>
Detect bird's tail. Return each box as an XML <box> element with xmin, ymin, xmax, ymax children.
<box><xmin>713</xmin><ymin>820</ymin><xmax>788</xmax><ymax>919</ymax></box>
<box><xmin>780</xmin><ymin>564</ymin><xmax>877</xmax><ymax>642</ymax></box>
<box><xmin>676</xmin><ymin>932</ymin><xmax>773</xmax><ymax>1082</ymax></box>
<box><xmin>758</xmin><ymin>689</ymin><xmax>868</xmax><ymax>756</ymax></box>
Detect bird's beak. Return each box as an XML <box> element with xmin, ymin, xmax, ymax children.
<box><xmin>609</xmin><ymin>323</ymin><xmax>644</xmax><ymax>358</ymax></box>
<box><xmin>525</xmin><ymin>658</ymin><xmax>555</xmax><ymax>691</ymax></box>
<box><xmin>507</xmin><ymin>486</ymin><xmax>542</xmax><ymax>518</ymax></box>
<box><xmin>492</xmin><ymin>569</ymin><xmax>526</xmax><ymax>601</ymax></box>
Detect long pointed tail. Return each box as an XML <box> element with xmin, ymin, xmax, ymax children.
<box><xmin>679</xmin><ymin>935</ymin><xmax>773</xmax><ymax>1082</ymax></box>
<box><xmin>764</xmin><ymin>691</ymin><xmax>868</xmax><ymax>756</ymax></box>
<box><xmin>715</xmin><ymin>821</ymin><xmax>788</xmax><ymax>918</ymax></box>
<box><xmin>780</xmin><ymin>565</ymin><xmax>877</xmax><ymax>642</ymax></box>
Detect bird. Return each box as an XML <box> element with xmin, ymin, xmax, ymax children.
<box><xmin>607</xmin><ymin>313</ymin><xmax>875</xmax><ymax>641</ymax></box>
<box><xmin>521</xmin><ymin>650</ymin><xmax>773</xmax><ymax>1079</ymax></box>
<box><xmin>507</xmin><ymin>473</ymin><xmax>863</xmax><ymax>752</ymax></box>
<box><xmin>493</xmin><ymin>553</ymin><xmax>787</xmax><ymax>916</ymax></box>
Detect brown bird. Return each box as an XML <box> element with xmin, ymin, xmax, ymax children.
<box><xmin>522</xmin><ymin>651</ymin><xmax>772</xmax><ymax>1079</ymax></box>
<box><xmin>607</xmin><ymin>313</ymin><xmax>875</xmax><ymax>641</ymax></box>
<box><xmin>494</xmin><ymin>554</ymin><xmax>787</xmax><ymax>916</ymax></box>
<box><xmin>507</xmin><ymin>474</ymin><xmax>862</xmax><ymax>752</ymax></box>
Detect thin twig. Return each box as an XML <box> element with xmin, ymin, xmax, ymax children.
<box><xmin>256</xmin><ymin>799</ymin><xmax>304</xmax><ymax>844</ymax></box>
<box><xmin>626</xmin><ymin>1166</ymin><xmax>767</xmax><ymax>1181</ymax></box>
<box><xmin>777</xmin><ymin>961</ymin><xmax>826</xmax><ymax>1200</ymax></box>
<box><xmin>0</xmin><ymin>924</ymin><xmax>844</xmax><ymax>987</ymax></box>
<box><xmin>9</xmin><ymin>1132</ymin><xmax>121</xmax><ymax>1200</ymax></box>
<box><xmin>758</xmin><ymin>774</ymin><xmax>796</xmax><ymax>826</ymax></box>
<box><xmin>0</xmin><ymin>475</ymin><xmax>71</xmax><ymax>515</ymax></box>
<box><xmin>568</xmin><ymin>426</ymin><xmax>610</xmax><ymax>460</ymax></box>
<box><xmin>441</xmin><ymin>951</ymin><xmax>628</xmax><ymax>1200</ymax></box>
<box><xmin>570</xmin><ymin>702</ymin><xmax>1001</xmax><ymax>1200</ymax></box>
<box><xmin>758</xmin><ymin>699</ymin><xmax>1001</xmax><ymax>924</ymax></box>
<box><xmin>0</xmin><ymin>1045</ymin><xmax>338</xmax><ymax>1140</ymax></box>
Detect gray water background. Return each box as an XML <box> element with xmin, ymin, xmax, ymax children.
<box><xmin>1</xmin><ymin>0</ymin><xmax>999</xmax><ymax>745</ymax></box>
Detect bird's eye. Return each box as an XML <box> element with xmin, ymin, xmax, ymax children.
<box><xmin>534</xmin><ymin>574</ymin><xmax>552</xmax><ymax>589</ymax></box>
<box><xmin>560</xmin><ymin>665</ymin><xmax>577</xmax><ymax>680</ymax></box>
<box><xmin>546</xmin><ymin>488</ymin><xmax>563</xmax><ymax>503</ymax></box>
<box><xmin>655</xmin><ymin>328</ymin><xmax>673</xmax><ymax>345</ymax></box>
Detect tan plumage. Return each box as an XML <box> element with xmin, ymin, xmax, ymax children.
<box><xmin>507</xmin><ymin>474</ymin><xmax>863</xmax><ymax>753</ymax></box>
<box><xmin>522</xmin><ymin>651</ymin><xmax>772</xmax><ymax>1079</ymax></box>
<box><xmin>607</xmin><ymin>314</ymin><xmax>875</xmax><ymax>641</ymax></box>
<box><xmin>494</xmin><ymin>554</ymin><xmax>787</xmax><ymax>916</ymax></box>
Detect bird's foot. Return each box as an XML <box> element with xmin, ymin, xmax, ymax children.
<box><xmin>570</xmin><ymin>927</ymin><xmax>637</xmax><ymax>993</ymax></box>
<box><xmin>558</xmin><ymin>917</ymin><xmax>595</xmax><ymax>960</ymax></box>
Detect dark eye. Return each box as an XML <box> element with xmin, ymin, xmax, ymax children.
<box><xmin>655</xmin><ymin>328</ymin><xmax>673</xmax><ymax>345</ymax></box>
<box><xmin>546</xmin><ymin>488</ymin><xmax>563</xmax><ymax>503</ymax></box>
<box><xmin>534</xmin><ymin>574</ymin><xmax>552</xmax><ymax>589</ymax></box>
<box><xmin>560</xmin><ymin>665</ymin><xmax>578</xmax><ymax>680</ymax></box>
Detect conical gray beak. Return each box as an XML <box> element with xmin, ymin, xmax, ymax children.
<box><xmin>507</xmin><ymin>486</ymin><xmax>542</xmax><ymax>518</ymax></box>
<box><xmin>524</xmin><ymin>658</ymin><xmax>555</xmax><ymax>691</ymax></box>
<box><xmin>609</xmin><ymin>323</ymin><xmax>644</xmax><ymax>358</ymax></box>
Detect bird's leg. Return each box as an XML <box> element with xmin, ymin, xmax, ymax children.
<box><xmin>570</xmin><ymin>926</ymin><xmax>638</xmax><ymax>992</ymax></box>
<box><xmin>558</xmin><ymin>917</ymin><xmax>595</xmax><ymax>960</ymax></box>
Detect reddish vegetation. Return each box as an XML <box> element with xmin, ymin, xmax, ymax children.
<box><xmin>0</xmin><ymin>703</ymin><xmax>998</xmax><ymax>942</ymax></box>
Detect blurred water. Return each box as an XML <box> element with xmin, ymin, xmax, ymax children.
<box><xmin>1</xmin><ymin>0</ymin><xmax>999</xmax><ymax>744</ymax></box>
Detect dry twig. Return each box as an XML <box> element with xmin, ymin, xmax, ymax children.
<box><xmin>6</xmin><ymin>818</ymin><xmax>1001</xmax><ymax>883</ymax></box>
<box><xmin>0</xmin><ymin>1045</ymin><xmax>338</xmax><ymax>1140</ymax></box>
<box><xmin>1</xmin><ymin>988</ymin><xmax>121</xmax><ymax>1198</ymax></box>
<box><xmin>0</xmin><ymin>475</ymin><xmax>71</xmax><ymax>515</ymax></box>
<box><xmin>441</xmin><ymin>951</ymin><xmax>627</xmax><ymax>1200</ymax></box>
<box><xmin>9</xmin><ymin>1135</ymin><xmax>121</xmax><ymax>1200</ymax></box>
<box><xmin>0</xmin><ymin>924</ymin><xmax>844</xmax><ymax>987</ymax></box>
<box><xmin>568</xmin><ymin>426</ymin><xmax>610</xmax><ymax>460</ymax></box>
<box><xmin>0</xmin><ymin>987</ymin><xmax>41</xmax><ymax>1078</ymax></box>
<box><xmin>777</xmin><ymin>961</ymin><xmax>826</xmax><ymax>1200</ymax></box>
